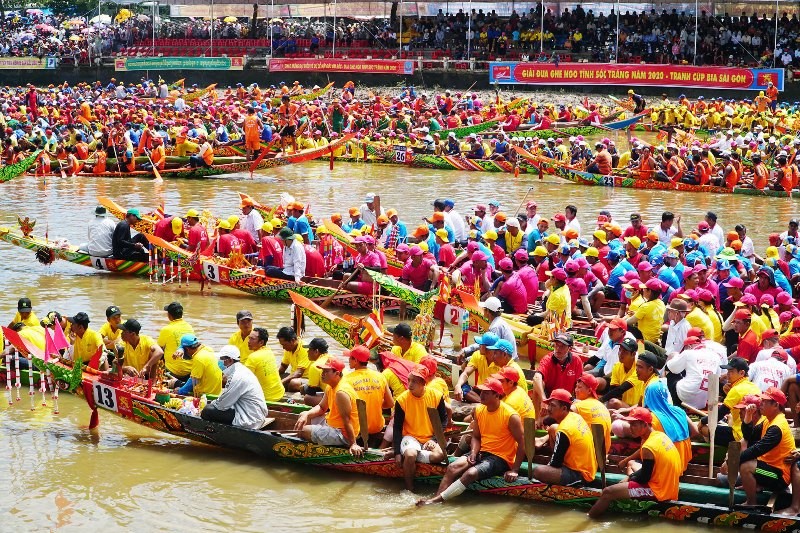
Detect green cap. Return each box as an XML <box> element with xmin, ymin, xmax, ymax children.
<box><xmin>126</xmin><ymin>208</ymin><xmax>141</xmax><ymax>219</ymax></box>
<box><xmin>278</xmin><ymin>227</ymin><xmax>294</xmax><ymax>240</ymax></box>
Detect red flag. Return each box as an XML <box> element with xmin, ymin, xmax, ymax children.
<box><xmin>81</xmin><ymin>380</ymin><xmax>100</xmax><ymax>429</ymax></box>
<box><xmin>2</xmin><ymin>326</ymin><xmax>43</xmax><ymax>358</ymax></box>
<box><xmin>53</xmin><ymin>319</ymin><xmax>70</xmax><ymax>351</ymax></box>
<box><xmin>87</xmin><ymin>345</ymin><xmax>103</xmax><ymax>371</ymax></box>
<box><xmin>380</xmin><ymin>351</ymin><xmax>417</xmax><ymax>388</ymax></box>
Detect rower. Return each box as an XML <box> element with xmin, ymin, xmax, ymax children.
<box><xmin>393</xmin><ymin>365</ymin><xmax>447</xmax><ymax>491</ymax></box>
<box><xmin>455</xmin><ymin>332</ymin><xmax>499</xmax><ymax>403</ymax></box>
<box><xmin>182</xmin><ymin>209</ymin><xmax>209</xmax><ymax>253</ymax></box>
<box><xmin>487</xmin><ymin>339</ymin><xmax>527</xmax><ymax>392</ymax></box>
<box><xmin>532</xmin><ymin>389</ymin><xmax>597</xmax><ymax>487</ymax></box>
<box><xmin>302</xmin><ymin>338</ymin><xmax>332</xmax><ymax>405</ymax></box>
<box><xmin>215</xmin><ymin>220</ymin><xmax>241</xmax><ymax>258</ymax></box>
<box><xmin>153</xmin><ymin>216</ymin><xmax>184</xmax><ymax>244</ymax></box>
<box><xmin>416</xmin><ymin>378</ymin><xmax>524</xmax><ymax>506</ymax></box>
<box><xmin>573</xmin><ymin>373</ymin><xmax>612</xmax><ymax>455</ymax></box>
<box><xmin>399</xmin><ymin>245</ymin><xmax>437</xmax><ymax>291</ymax></box>
<box><xmin>243</xmin><ymin>327</ymin><xmax>285</xmax><ymax>402</ymax></box>
<box><xmin>295</xmin><ymin>358</ymin><xmax>363</xmax><ymax>457</ymax></box>
<box><xmin>492</xmin><ymin>366</ymin><xmax>536</xmax><ymax>420</ymax></box>
<box><xmin>452</xmin><ymin>251</ymin><xmax>492</xmax><ymax>295</ymax></box>
<box><xmin>99</xmin><ymin>305</ymin><xmax>123</xmax><ymax>351</ymax></box>
<box><xmin>389</xmin><ymin>323</ymin><xmax>427</xmax><ymax>364</ymax></box>
<box><xmin>119</xmin><ymin>319</ymin><xmax>163</xmax><ymax>378</ymax></box>
<box><xmin>600</xmin><ymin>337</ymin><xmax>642</xmax><ymax>409</ymax></box>
<box><xmin>343</xmin><ymin>345</ymin><xmax>393</xmax><ymax>437</ymax></box>
<box><xmin>157</xmin><ymin>301</ymin><xmax>195</xmax><ymax>382</ymax></box>
<box><xmin>531</xmin><ymin>333</ymin><xmax>584</xmax><ymax>416</ymax></box>
<box><xmin>243</xmin><ymin>106</ymin><xmax>264</xmax><ymax>161</ymax></box>
<box><xmin>173</xmin><ymin>334</ymin><xmax>222</xmax><ymax>397</ymax></box>
<box><xmin>112</xmin><ymin>208</ymin><xmax>149</xmax><ymax>263</ymax></box>
<box><xmin>189</xmin><ymin>133</ymin><xmax>213</xmax><ymax>168</ymax></box>
<box><xmin>227</xmin><ymin>310</ymin><xmax>254</xmax><ymax>363</ymax></box>
<box><xmin>699</xmin><ymin>357</ymin><xmax>761</xmax><ymax>448</ymax></box>
<box><xmin>10</xmin><ymin>297</ymin><xmax>38</xmax><ymax>328</ymax></box>
<box><xmin>276</xmin><ymin>326</ymin><xmax>309</xmax><ymax>392</ymax></box>
<box><xmin>738</xmin><ymin>387</ymin><xmax>793</xmax><ymax>507</ymax></box>
<box><xmin>67</xmin><ymin>312</ymin><xmax>106</xmax><ymax>369</ymax></box>
<box><xmin>588</xmin><ymin>407</ymin><xmax>681</xmax><ymax>518</ymax></box>
<box><xmin>477</xmin><ymin>297</ymin><xmax>517</xmax><ymax>359</ymax></box>
<box><xmin>201</xmin><ymin>346</ymin><xmax>269</xmax><ymax>430</ymax></box>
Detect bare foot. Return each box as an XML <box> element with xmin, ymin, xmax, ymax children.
<box><xmin>776</xmin><ymin>507</ymin><xmax>800</xmax><ymax>517</ymax></box>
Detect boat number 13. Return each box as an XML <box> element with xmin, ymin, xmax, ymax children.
<box><xmin>93</xmin><ymin>383</ymin><xmax>118</xmax><ymax>412</ymax></box>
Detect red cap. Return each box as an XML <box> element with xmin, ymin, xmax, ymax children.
<box><xmin>761</xmin><ymin>329</ymin><xmax>779</xmax><ymax>341</ymax></box>
<box><xmin>552</xmin><ymin>213</ymin><xmax>566</xmax><ymax>222</ymax></box>
<box><xmin>698</xmin><ymin>221</ymin><xmax>710</xmax><ymax>232</ymax></box>
<box><xmin>734</xmin><ymin>308</ymin><xmax>752</xmax><ymax>320</ymax></box>
<box><xmin>408</xmin><ymin>365</ymin><xmax>429</xmax><ymax>381</ymax></box>
<box><xmin>761</xmin><ymin>386</ymin><xmax>787</xmax><ymax>406</ymax></box>
<box><xmin>577</xmin><ymin>373</ymin><xmax>599</xmax><ymax>398</ymax></box>
<box><xmin>687</xmin><ymin>326</ymin><xmax>705</xmax><ymax>338</ymax></box>
<box><xmin>683</xmin><ymin>336</ymin><xmax>701</xmax><ymax>347</ymax></box>
<box><xmin>475</xmin><ymin>377</ymin><xmax>504</xmax><ymax>395</ymax></box>
<box><xmin>645</xmin><ymin>278</ymin><xmax>664</xmax><ymax>292</ymax></box>
<box><xmin>316</xmin><ymin>358</ymin><xmax>345</xmax><ymax>372</ymax></box>
<box><xmin>734</xmin><ymin>394</ymin><xmax>762</xmax><ymax>409</ymax></box>
<box><xmin>543</xmin><ymin>388</ymin><xmax>573</xmax><ymax>404</ymax></box>
<box><xmin>793</xmin><ymin>316</ymin><xmax>800</xmax><ymax>330</ymax></box>
<box><xmin>772</xmin><ymin>348</ymin><xmax>789</xmax><ymax>363</ymax></box>
<box><xmin>622</xmin><ymin>406</ymin><xmax>653</xmax><ymax>424</ymax></box>
<box><xmin>608</xmin><ymin>317</ymin><xmax>628</xmax><ymax>331</ymax></box>
<box><xmin>419</xmin><ymin>355</ymin><xmax>438</xmax><ymax>377</ymax></box>
<box><xmin>344</xmin><ymin>345</ymin><xmax>371</xmax><ymax>363</ymax></box>
<box><xmin>491</xmin><ymin>366</ymin><xmax>521</xmax><ymax>384</ymax></box>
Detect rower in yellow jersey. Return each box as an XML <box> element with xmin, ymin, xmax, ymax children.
<box><xmin>390</xmin><ymin>323</ymin><xmax>427</xmax><ymax>363</ymax></box>
<box><xmin>492</xmin><ymin>366</ymin><xmax>535</xmax><ymax>419</ymax></box>
<box><xmin>393</xmin><ymin>366</ymin><xmax>448</xmax><ymax>491</ymax></box>
<box><xmin>573</xmin><ymin>373</ymin><xmax>612</xmax><ymax>455</ymax></box>
<box><xmin>244</xmin><ymin>327</ymin><xmax>285</xmax><ymax>402</ymax></box>
<box><xmin>10</xmin><ymin>297</ymin><xmax>38</xmax><ymax>328</ymax></box>
<box><xmin>67</xmin><ymin>312</ymin><xmax>105</xmax><ymax>369</ymax></box>
<box><xmin>302</xmin><ymin>338</ymin><xmax>332</xmax><ymax>405</ymax></box>
<box><xmin>119</xmin><ymin>319</ymin><xmax>163</xmax><ymax>377</ymax></box>
<box><xmin>343</xmin><ymin>345</ymin><xmax>392</xmax><ymax>435</ymax></box>
<box><xmin>589</xmin><ymin>407</ymin><xmax>681</xmax><ymax>518</ymax></box>
<box><xmin>277</xmin><ymin>326</ymin><xmax>310</xmax><ymax>392</ymax></box>
<box><xmin>157</xmin><ymin>302</ymin><xmax>195</xmax><ymax>380</ymax></box>
<box><xmin>98</xmin><ymin>305</ymin><xmax>123</xmax><ymax>350</ymax></box>
<box><xmin>531</xmin><ymin>389</ymin><xmax>597</xmax><ymax>486</ymax></box>
<box><xmin>454</xmin><ymin>332</ymin><xmax>498</xmax><ymax>403</ymax></box>
<box><xmin>173</xmin><ymin>334</ymin><xmax>222</xmax><ymax>397</ymax></box>
<box><xmin>416</xmin><ymin>378</ymin><xmax>524</xmax><ymax>506</ymax></box>
<box><xmin>227</xmin><ymin>310</ymin><xmax>254</xmax><ymax>364</ymax></box>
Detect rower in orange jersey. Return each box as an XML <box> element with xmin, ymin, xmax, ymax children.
<box><xmin>242</xmin><ymin>106</ymin><xmax>263</xmax><ymax>161</ymax></box>
<box><xmin>754</xmin><ymin>91</ymin><xmax>770</xmax><ymax>113</ymax></box>
<box><xmin>277</xmin><ymin>95</ymin><xmax>299</xmax><ymax>154</ymax></box>
<box><xmin>751</xmin><ymin>153</ymin><xmax>769</xmax><ymax>189</ymax></box>
<box><xmin>774</xmin><ymin>152</ymin><xmax>795</xmax><ymax>192</ymax></box>
<box><xmin>766</xmin><ymin>82</ymin><xmax>779</xmax><ymax>112</ymax></box>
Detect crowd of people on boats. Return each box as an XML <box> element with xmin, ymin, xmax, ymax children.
<box><xmin>38</xmin><ymin>188</ymin><xmax>800</xmax><ymax>516</ymax></box>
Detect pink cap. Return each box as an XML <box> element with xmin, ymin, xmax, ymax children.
<box><xmin>498</xmin><ymin>258</ymin><xmax>514</xmax><ymax>271</ymax></box>
<box><xmin>777</xmin><ymin>292</ymin><xmax>794</xmax><ymax>305</ymax></box>
<box><xmin>471</xmin><ymin>251</ymin><xmax>488</xmax><ymax>262</ymax></box>
<box><xmin>723</xmin><ymin>277</ymin><xmax>744</xmax><ymax>289</ymax></box>
<box><xmin>637</xmin><ymin>261</ymin><xmax>653</xmax><ymax>272</ymax></box>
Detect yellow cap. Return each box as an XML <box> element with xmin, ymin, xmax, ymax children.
<box><xmin>592</xmin><ymin>229</ymin><xmax>608</xmax><ymax>245</ymax></box>
<box><xmin>532</xmin><ymin>246</ymin><xmax>548</xmax><ymax>257</ymax></box>
<box><xmin>544</xmin><ymin>234</ymin><xmax>561</xmax><ymax>245</ymax></box>
<box><xmin>418</xmin><ymin>241</ymin><xmax>429</xmax><ymax>252</ymax></box>
<box><xmin>625</xmin><ymin>236</ymin><xmax>641</xmax><ymax>248</ymax></box>
<box><xmin>316</xmin><ymin>226</ymin><xmax>329</xmax><ymax>235</ymax></box>
<box><xmin>171</xmin><ymin>218</ymin><xmax>183</xmax><ymax>232</ymax></box>
<box><xmin>766</xmin><ymin>246</ymin><xmax>779</xmax><ymax>258</ymax></box>
<box><xmin>261</xmin><ymin>222</ymin><xmax>273</xmax><ymax>232</ymax></box>
<box><xmin>585</xmin><ymin>246</ymin><xmax>599</xmax><ymax>258</ymax></box>
<box><xmin>228</xmin><ymin>215</ymin><xmax>239</xmax><ymax>227</ymax></box>
<box><xmin>185</xmin><ymin>209</ymin><xmax>200</xmax><ymax>218</ymax></box>
<box><xmin>670</xmin><ymin>237</ymin><xmax>683</xmax><ymax>248</ymax></box>
<box><xmin>217</xmin><ymin>220</ymin><xmax>232</xmax><ymax>230</ymax></box>
<box><xmin>270</xmin><ymin>218</ymin><xmax>283</xmax><ymax>228</ymax></box>
<box><xmin>484</xmin><ymin>230</ymin><xmax>498</xmax><ymax>241</ymax></box>
<box><xmin>435</xmin><ymin>228</ymin><xmax>450</xmax><ymax>242</ymax></box>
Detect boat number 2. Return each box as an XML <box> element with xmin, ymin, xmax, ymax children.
<box><xmin>204</xmin><ymin>262</ymin><xmax>219</xmax><ymax>281</ymax></box>
<box><xmin>602</xmin><ymin>176</ymin><xmax>615</xmax><ymax>187</ymax></box>
<box><xmin>91</xmin><ymin>256</ymin><xmax>109</xmax><ymax>270</ymax></box>
<box><xmin>443</xmin><ymin>305</ymin><xmax>464</xmax><ymax>325</ymax></box>
<box><xmin>93</xmin><ymin>382</ymin><xmax>118</xmax><ymax>412</ymax></box>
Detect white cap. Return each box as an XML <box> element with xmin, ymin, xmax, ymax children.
<box><xmin>505</xmin><ymin>218</ymin><xmax>521</xmax><ymax>229</ymax></box>
<box><xmin>219</xmin><ymin>345</ymin><xmax>241</xmax><ymax>361</ymax></box>
<box><xmin>479</xmin><ymin>296</ymin><xmax>503</xmax><ymax>312</ymax></box>
<box><xmin>364</xmin><ymin>193</ymin><xmax>376</xmax><ymax>202</ymax></box>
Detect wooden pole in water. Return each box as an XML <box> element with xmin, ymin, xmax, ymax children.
<box><xmin>5</xmin><ymin>350</ymin><xmax>12</xmax><ymax>405</ymax></box>
<box><xmin>14</xmin><ymin>349</ymin><xmax>21</xmax><ymax>401</ymax></box>
<box><xmin>28</xmin><ymin>356</ymin><xmax>34</xmax><ymax>410</ymax></box>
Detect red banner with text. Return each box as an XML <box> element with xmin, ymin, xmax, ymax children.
<box><xmin>269</xmin><ymin>58</ymin><xmax>414</xmax><ymax>75</ymax></box>
<box><xmin>489</xmin><ymin>62</ymin><xmax>784</xmax><ymax>91</ymax></box>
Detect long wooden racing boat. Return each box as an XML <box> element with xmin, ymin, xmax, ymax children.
<box><xmin>0</xmin><ymin>225</ymin><xmax>201</xmax><ymax>280</ymax></box>
<box><xmin>1</xmin><ymin>151</ymin><xmax>42</xmax><ymax>183</ymax></box>
<box><xmin>22</xmin><ymin>136</ymin><xmax>353</xmax><ymax>181</ymax></box>
<box><xmin>80</xmin><ymin>369</ymin><xmax>795</xmax><ymax>531</ymax></box>
<box><xmin>321</xmin><ymin>218</ymin><xmax>404</xmax><ymax>277</ymax></box>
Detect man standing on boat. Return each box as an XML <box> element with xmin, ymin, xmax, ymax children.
<box><xmin>80</xmin><ymin>205</ymin><xmax>116</xmax><ymax>258</ymax></box>
<box><xmin>201</xmin><ymin>345</ymin><xmax>269</xmax><ymax>430</ymax></box>
<box><xmin>240</xmin><ymin>198</ymin><xmax>264</xmax><ymax>243</ymax></box>
<box><xmin>416</xmin><ymin>378</ymin><xmax>524</xmax><ymax>506</ymax></box>
<box><xmin>588</xmin><ymin>407</ymin><xmax>680</xmax><ymax>518</ymax></box>
<box><xmin>295</xmin><ymin>358</ymin><xmax>363</xmax><ymax>457</ymax></box>
<box><xmin>158</xmin><ymin>302</ymin><xmax>195</xmax><ymax>382</ymax></box>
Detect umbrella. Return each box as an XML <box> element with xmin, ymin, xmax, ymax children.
<box><xmin>223</xmin><ymin>16</ymin><xmax>237</xmax><ymax>23</ymax></box>
<box><xmin>69</xmin><ymin>35</ymin><xmax>82</xmax><ymax>41</ymax></box>
<box><xmin>89</xmin><ymin>14</ymin><xmax>112</xmax><ymax>25</ymax></box>
<box><xmin>17</xmin><ymin>32</ymin><xmax>35</xmax><ymax>42</ymax></box>
<box><xmin>36</xmin><ymin>24</ymin><xmax>57</xmax><ymax>33</ymax></box>
<box><xmin>115</xmin><ymin>9</ymin><xmax>132</xmax><ymax>23</ymax></box>
<box><xmin>136</xmin><ymin>14</ymin><xmax>150</xmax><ymax>22</ymax></box>
<box><xmin>26</xmin><ymin>8</ymin><xmax>43</xmax><ymax>15</ymax></box>
<box><xmin>269</xmin><ymin>18</ymin><xmax>283</xmax><ymax>23</ymax></box>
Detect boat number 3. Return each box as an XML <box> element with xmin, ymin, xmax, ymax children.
<box><xmin>93</xmin><ymin>382</ymin><xmax>118</xmax><ymax>412</ymax></box>
<box><xmin>602</xmin><ymin>176</ymin><xmax>615</xmax><ymax>187</ymax></box>
<box><xmin>203</xmin><ymin>261</ymin><xmax>219</xmax><ymax>281</ymax></box>
<box><xmin>91</xmin><ymin>256</ymin><xmax>109</xmax><ymax>270</ymax></box>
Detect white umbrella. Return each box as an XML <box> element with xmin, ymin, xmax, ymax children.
<box><xmin>89</xmin><ymin>14</ymin><xmax>112</xmax><ymax>25</ymax></box>
<box><xmin>137</xmin><ymin>14</ymin><xmax>150</xmax><ymax>22</ymax></box>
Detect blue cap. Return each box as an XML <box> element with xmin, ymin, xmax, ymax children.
<box><xmin>488</xmin><ymin>339</ymin><xmax>514</xmax><ymax>355</ymax></box>
<box><xmin>558</xmin><ymin>244</ymin><xmax>570</xmax><ymax>255</ymax></box>
<box><xmin>683</xmin><ymin>238</ymin><xmax>698</xmax><ymax>250</ymax></box>
<box><xmin>444</xmin><ymin>199</ymin><xmax>455</xmax><ymax>208</ymax></box>
<box><xmin>650</xmin><ymin>255</ymin><xmax>664</xmax><ymax>267</ymax></box>
<box><xmin>488</xmin><ymin>200</ymin><xmax>501</xmax><ymax>207</ymax></box>
<box><xmin>606</xmin><ymin>249</ymin><xmax>621</xmax><ymax>261</ymax></box>
<box><xmin>180</xmin><ymin>334</ymin><xmax>200</xmax><ymax>349</ymax></box>
<box><xmin>475</xmin><ymin>332</ymin><xmax>499</xmax><ymax>346</ymax></box>
<box><xmin>578</xmin><ymin>237</ymin><xmax>590</xmax><ymax>248</ymax></box>
<box><xmin>716</xmin><ymin>259</ymin><xmax>731</xmax><ymax>270</ymax></box>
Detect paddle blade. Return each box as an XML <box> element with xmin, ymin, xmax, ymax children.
<box><xmin>356</xmin><ymin>398</ymin><xmax>369</xmax><ymax>448</ymax></box>
<box><xmin>727</xmin><ymin>441</ymin><xmax>742</xmax><ymax>510</ymax></box>
<box><xmin>591</xmin><ymin>423</ymin><xmax>607</xmax><ymax>488</ymax></box>
<box><xmin>427</xmin><ymin>406</ymin><xmax>449</xmax><ymax>465</ymax></box>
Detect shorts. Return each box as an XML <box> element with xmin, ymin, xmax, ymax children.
<box><xmin>628</xmin><ymin>480</ymin><xmax>656</xmax><ymax>499</ymax></box>
<box><xmin>754</xmin><ymin>460</ymin><xmax>789</xmax><ymax>491</ymax></box>
<box><xmin>245</xmin><ymin>138</ymin><xmax>261</xmax><ymax>151</ymax></box>
<box><xmin>302</xmin><ymin>384</ymin><xmax>322</xmax><ymax>396</ymax></box>
<box><xmin>400</xmin><ymin>436</ymin><xmax>433</xmax><ymax>464</ymax></box>
<box><xmin>603</xmin><ymin>286</ymin><xmax>620</xmax><ymax>301</ymax></box>
<box><xmin>474</xmin><ymin>452</ymin><xmax>510</xmax><ymax>480</ymax></box>
<box><xmin>560</xmin><ymin>466</ymin><xmax>585</xmax><ymax>486</ymax></box>
<box><xmin>282</xmin><ymin>125</ymin><xmax>296</xmax><ymax>137</ymax></box>
<box><xmin>309</xmin><ymin>423</ymin><xmax>348</xmax><ymax>446</ymax></box>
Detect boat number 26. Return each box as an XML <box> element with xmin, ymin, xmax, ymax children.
<box><xmin>93</xmin><ymin>382</ymin><xmax>118</xmax><ymax>412</ymax></box>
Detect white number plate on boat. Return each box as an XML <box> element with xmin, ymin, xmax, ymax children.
<box><xmin>93</xmin><ymin>382</ymin><xmax>118</xmax><ymax>412</ymax></box>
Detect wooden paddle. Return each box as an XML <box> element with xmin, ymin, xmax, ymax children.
<box><xmin>524</xmin><ymin>417</ymin><xmax>535</xmax><ymax>480</ymax></box>
<box><xmin>591</xmin><ymin>423</ymin><xmax>607</xmax><ymax>488</ymax></box>
<box><xmin>427</xmin><ymin>406</ymin><xmax>449</xmax><ymax>465</ymax></box>
<box><xmin>320</xmin><ymin>267</ymin><xmax>361</xmax><ymax>309</ymax></box>
<box><xmin>727</xmin><ymin>440</ymin><xmax>741</xmax><ymax>510</ymax></box>
<box><xmin>142</xmin><ymin>148</ymin><xmax>163</xmax><ymax>184</ymax></box>
<box><xmin>356</xmin><ymin>398</ymin><xmax>369</xmax><ymax>448</ymax></box>
<box><xmin>706</xmin><ymin>374</ymin><xmax>720</xmax><ymax>478</ymax></box>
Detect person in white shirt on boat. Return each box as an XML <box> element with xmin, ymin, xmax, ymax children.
<box><xmin>564</xmin><ymin>205</ymin><xmax>581</xmax><ymax>236</ymax></box>
<box><xmin>665</xmin><ymin>334</ymin><xmax>727</xmax><ymax>409</ymax></box>
<box><xmin>240</xmin><ymin>197</ymin><xmax>264</xmax><ymax>242</ymax></box>
<box><xmin>265</xmin><ymin>227</ymin><xmax>306</xmax><ymax>282</ymax></box>
<box><xmin>654</xmin><ymin>212</ymin><xmax>682</xmax><ymax>248</ymax></box>
<box><xmin>749</xmin><ymin>348</ymin><xmax>793</xmax><ymax>393</ymax></box>
<box><xmin>359</xmin><ymin>193</ymin><xmax>384</xmax><ymax>228</ymax></box>
<box><xmin>201</xmin><ymin>345</ymin><xmax>269</xmax><ymax>429</ymax></box>
<box><xmin>442</xmin><ymin>199</ymin><xmax>467</xmax><ymax>243</ymax></box>
<box><xmin>79</xmin><ymin>205</ymin><xmax>117</xmax><ymax>257</ymax></box>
